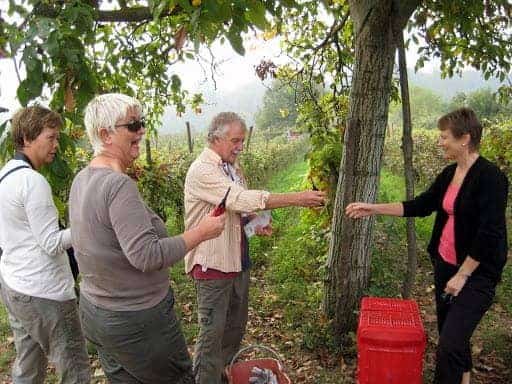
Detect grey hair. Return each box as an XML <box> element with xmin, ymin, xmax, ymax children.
<box><xmin>84</xmin><ymin>93</ymin><xmax>143</xmax><ymax>155</ymax></box>
<box><xmin>207</xmin><ymin>112</ymin><xmax>247</xmax><ymax>144</ymax></box>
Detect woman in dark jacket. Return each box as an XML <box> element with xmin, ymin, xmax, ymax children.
<box><xmin>346</xmin><ymin>107</ymin><xmax>508</xmax><ymax>384</ymax></box>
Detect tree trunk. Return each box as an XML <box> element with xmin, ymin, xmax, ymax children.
<box><xmin>397</xmin><ymin>31</ymin><xmax>417</xmax><ymax>299</ymax></box>
<box><xmin>324</xmin><ymin>0</ymin><xmax>419</xmax><ymax>341</ymax></box>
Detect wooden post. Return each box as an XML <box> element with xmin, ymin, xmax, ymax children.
<box><xmin>145</xmin><ymin>137</ymin><xmax>153</xmax><ymax>167</ymax></box>
<box><xmin>246</xmin><ymin>126</ymin><xmax>253</xmax><ymax>151</ymax></box>
<box><xmin>398</xmin><ymin>31</ymin><xmax>417</xmax><ymax>299</ymax></box>
<box><xmin>186</xmin><ymin>121</ymin><xmax>193</xmax><ymax>153</ymax></box>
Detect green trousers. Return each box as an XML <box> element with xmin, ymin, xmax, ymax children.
<box><xmin>193</xmin><ymin>270</ymin><xmax>250</xmax><ymax>384</ymax></box>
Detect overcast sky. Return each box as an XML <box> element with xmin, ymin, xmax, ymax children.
<box><xmin>0</xmin><ymin>33</ymin><xmax>287</xmax><ymax>112</ymax></box>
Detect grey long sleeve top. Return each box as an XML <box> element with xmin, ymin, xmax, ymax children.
<box><xmin>69</xmin><ymin>166</ymin><xmax>186</xmax><ymax>311</ymax></box>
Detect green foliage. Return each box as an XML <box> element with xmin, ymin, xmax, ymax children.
<box><xmin>254</xmin><ymin>79</ymin><xmax>301</xmax><ymax>133</ymax></box>
<box><xmin>411</xmin><ymin>1</ymin><xmax>512</xmax><ymax>99</ymax></box>
<box><xmin>388</xmin><ymin>86</ymin><xmax>448</xmax><ymax>131</ymax></box>
<box><xmin>132</xmin><ymin>150</ymin><xmax>195</xmax><ymax>233</ymax></box>
<box><xmin>240</xmin><ymin>136</ymin><xmax>308</xmax><ymax>189</ymax></box>
<box><xmin>480</xmin><ymin>119</ymin><xmax>512</xmax><ymax>183</ymax></box>
<box><xmin>448</xmin><ymin>88</ymin><xmax>512</xmax><ymax>121</ymax></box>
<box><xmin>496</xmin><ymin>263</ymin><xmax>512</xmax><ymax>314</ymax></box>
<box><xmin>389</xmin><ymin>86</ymin><xmax>512</xmax><ymax>134</ymax></box>
<box><xmin>384</xmin><ymin>128</ymin><xmax>445</xmax><ymax>189</ymax></box>
<box><xmin>385</xmin><ymin>119</ymin><xmax>512</xmax><ymax>194</ymax></box>
<box><xmin>279</xmin><ymin>1</ymin><xmax>353</xmax><ymax>96</ymax></box>
<box><xmin>0</xmin><ymin>305</ymin><xmax>14</xmax><ymax>374</ymax></box>
<box><xmin>2</xmin><ymin>0</ymin><xmax>293</xmax><ymax>118</ymax></box>
<box><xmin>297</xmin><ymin>92</ymin><xmax>347</xmax><ymax>217</ymax></box>
<box><xmin>0</xmin><ymin>0</ymin><xmax>297</xmax><ymax>210</ymax></box>
<box><xmin>250</xmin><ymin>160</ymin><xmax>338</xmax><ymax>352</ymax></box>
<box><xmin>368</xmin><ymin>170</ymin><xmax>434</xmax><ymax>297</ymax></box>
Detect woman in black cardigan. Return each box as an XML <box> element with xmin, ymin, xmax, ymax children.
<box><xmin>346</xmin><ymin>108</ymin><xmax>508</xmax><ymax>384</ymax></box>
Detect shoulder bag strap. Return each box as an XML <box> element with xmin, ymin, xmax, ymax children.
<box><xmin>0</xmin><ymin>165</ymin><xmax>30</xmax><ymax>184</ymax></box>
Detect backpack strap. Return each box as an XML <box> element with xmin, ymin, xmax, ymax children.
<box><xmin>0</xmin><ymin>165</ymin><xmax>30</xmax><ymax>184</ymax></box>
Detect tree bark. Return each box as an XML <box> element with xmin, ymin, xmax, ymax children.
<box><xmin>397</xmin><ymin>31</ymin><xmax>417</xmax><ymax>299</ymax></box>
<box><xmin>324</xmin><ymin>0</ymin><xmax>418</xmax><ymax>341</ymax></box>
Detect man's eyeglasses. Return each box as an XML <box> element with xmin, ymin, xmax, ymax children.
<box><xmin>115</xmin><ymin>118</ymin><xmax>146</xmax><ymax>132</ymax></box>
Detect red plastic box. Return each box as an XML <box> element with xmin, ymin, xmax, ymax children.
<box><xmin>357</xmin><ymin>297</ymin><xmax>427</xmax><ymax>384</ymax></box>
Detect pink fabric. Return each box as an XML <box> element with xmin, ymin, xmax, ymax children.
<box><xmin>190</xmin><ymin>264</ymin><xmax>239</xmax><ymax>280</ymax></box>
<box><xmin>438</xmin><ymin>184</ymin><xmax>460</xmax><ymax>265</ymax></box>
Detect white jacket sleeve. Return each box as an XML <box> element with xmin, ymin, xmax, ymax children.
<box><xmin>24</xmin><ymin>173</ymin><xmax>70</xmax><ymax>256</ymax></box>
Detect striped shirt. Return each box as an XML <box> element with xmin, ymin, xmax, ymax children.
<box><xmin>184</xmin><ymin>148</ymin><xmax>269</xmax><ymax>273</ymax></box>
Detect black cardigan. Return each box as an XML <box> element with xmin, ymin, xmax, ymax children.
<box><xmin>402</xmin><ymin>156</ymin><xmax>508</xmax><ymax>282</ymax></box>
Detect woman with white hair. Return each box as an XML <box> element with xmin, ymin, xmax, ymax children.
<box><xmin>69</xmin><ymin>93</ymin><xmax>226</xmax><ymax>383</ymax></box>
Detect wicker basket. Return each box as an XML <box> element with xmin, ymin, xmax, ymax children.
<box><xmin>225</xmin><ymin>345</ymin><xmax>291</xmax><ymax>384</ymax></box>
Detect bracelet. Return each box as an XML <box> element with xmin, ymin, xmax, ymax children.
<box><xmin>458</xmin><ymin>267</ymin><xmax>471</xmax><ymax>278</ymax></box>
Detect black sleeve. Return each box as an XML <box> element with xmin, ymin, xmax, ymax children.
<box><xmin>402</xmin><ymin>167</ymin><xmax>450</xmax><ymax>218</ymax></box>
<box><xmin>468</xmin><ymin>167</ymin><xmax>509</xmax><ymax>263</ymax></box>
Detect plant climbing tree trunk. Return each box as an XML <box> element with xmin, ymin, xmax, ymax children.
<box><xmin>397</xmin><ymin>31</ymin><xmax>418</xmax><ymax>299</ymax></box>
<box><xmin>324</xmin><ymin>0</ymin><xmax>420</xmax><ymax>342</ymax></box>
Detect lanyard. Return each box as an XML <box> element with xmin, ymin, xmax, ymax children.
<box><xmin>222</xmin><ymin>163</ymin><xmax>235</xmax><ymax>181</ymax></box>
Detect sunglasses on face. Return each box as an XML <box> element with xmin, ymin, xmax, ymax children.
<box><xmin>115</xmin><ymin>118</ymin><xmax>146</xmax><ymax>132</ymax></box>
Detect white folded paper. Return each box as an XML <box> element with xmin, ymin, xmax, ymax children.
<box><xmin>244</xmin><ymin>210</ymin><xmax>272</xmax><ymax>238</ymax></box>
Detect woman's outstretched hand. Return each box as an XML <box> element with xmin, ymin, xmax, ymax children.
<box><xmin>345</xmin><ymin>202</ymin><xmax>376</xmax><ymax>219</ymax></box>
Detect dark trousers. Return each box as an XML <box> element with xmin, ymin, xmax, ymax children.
<box><xmin>79</xmin><ymin>289</ymin><xmax>193</xmax><ymax>384</ymax></box>
<box><xmin>433</xmin><ymin>257</ymin><xmax>496</xmax><ymax>384</ymax></box>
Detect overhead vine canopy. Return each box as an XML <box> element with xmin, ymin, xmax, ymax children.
<box><xmin>1</xmin><ymin>0</ymin><xmax>510</xmax><ymax>119</ymax></box>
<box><xmin>0</xmin><ymin>0</ymin><xmax>298</xmax><ymax>120</ymax></box>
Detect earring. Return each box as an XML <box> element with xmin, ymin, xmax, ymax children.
<box><xmin>462</xmin><ymin>143</ymin><xmax>466</xmax><ymax>147</ymax></box>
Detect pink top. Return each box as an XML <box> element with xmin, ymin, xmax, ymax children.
<box><xmin>438</xmin><ymin>184</ymin><xmax>460</xmax><ymax>265</ymax></box>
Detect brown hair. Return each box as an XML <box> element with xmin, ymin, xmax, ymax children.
<box><xmin>437</xmin><ymin>107</ymin><xmax>482</xmax><ymax>151</ymax></box>
<box><xmin>11</xmin><ymin>106</ymin><xmax>63</xmax><ymax>150</ymax></box>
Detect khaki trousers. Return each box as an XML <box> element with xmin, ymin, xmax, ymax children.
<box><xmin>193</xmin><ymin>270</ymin><xmax>250</xmax><ymax>384</ymax></box>
<box><xmin>0</xmin><ymin>277</ymin><xmax>90</xmax><ymax>384</ymax></box>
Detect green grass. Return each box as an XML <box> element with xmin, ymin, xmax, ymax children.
<box><xmin>497</xmin><ymin>264</ymin><xmax>512</xmax><ymax>314</ymax></box>
<box><xmin>168</xmin><ymin>260</ymin><xmax>198</xmax><ymax>344</ymax></box>
<box><xmin>0</xmin><ymin>304</ymin><xmax>15</xmax><ymax>374</ymax></box>
<box><xmin>368</xmin><ymin>170</ymin><xmax>435</xmax><ymax>297</ymax></box>
<box><xmin>246</xmin><ymin>161</ymin><xmax>338</xmax><ymax>352</ymax></box>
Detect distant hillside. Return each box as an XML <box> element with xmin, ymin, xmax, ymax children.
<box><xmin>408</xmin><ymin>69</ymin><xmax>501</xmax><ymax>100</ymax></box>
<box><xmin>159</xmin><ymin>68</ymin><xmax>503</xmax><ymax>134</ymax></box>
<box><xmin>160</xmin><ymin>81</ymin><xmax>267</xmax><ymax>134</ymax></box>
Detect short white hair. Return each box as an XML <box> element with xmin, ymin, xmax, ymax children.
<box><xmin>84</xmin><ymin>93</ymin><xmax>143</xmax><ymax>155</ymax></box>
<box><xmin>207</xmin><ymin>112</ymin><xmax>247</xmax><ymax>144</ymax></box>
